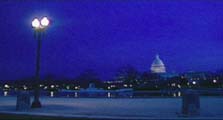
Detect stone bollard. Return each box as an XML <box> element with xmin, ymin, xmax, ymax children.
<box><xmin>16</xmin><ymin>91</ymin><xmax>30</xmax><ymax>111</ymax></box>
<box><xmin>182</xmin><ymin>89</ymin><xmax>200</xmax><ymax>116</ymax></box>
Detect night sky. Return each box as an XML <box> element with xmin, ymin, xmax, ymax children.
<box><xmin>1</xmin><ymin>0</ymin><xmax>223</xmax><ymax>80</ymax></box>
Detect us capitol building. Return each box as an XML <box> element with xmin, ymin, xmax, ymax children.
<box><xmin>150</xmin><ymin>54</ymin><xmax>166</xmax><ymax>73</ymax></box>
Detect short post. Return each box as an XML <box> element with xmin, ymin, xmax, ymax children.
<box><xmin>182</xmin><ymin>89</ymin><xmax>200</xmax><ymax>116</ymax></box>
<box><xmin>16</xmin><ymin>91</ymin><xmax>30</xmax><ymax>111</ymax></box>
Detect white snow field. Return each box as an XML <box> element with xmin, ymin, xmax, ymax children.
<box><xmin>0</xmin><ymin>96</ymin><xmax>223</xmax><ymax>119</ymax></box>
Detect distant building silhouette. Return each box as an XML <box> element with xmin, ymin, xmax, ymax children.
<box><xmin>150</xmin><ymin>54</ymin><xmax>166</xmax><ymax>73</ymax></box>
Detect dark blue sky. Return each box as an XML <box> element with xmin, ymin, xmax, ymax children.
<box><xmin>1</xmin><ymin>0</ymin><xmax>223</xmax><ymax>80</ymax></box>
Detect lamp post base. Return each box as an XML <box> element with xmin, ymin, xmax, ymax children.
<box><xmin>31</xmin><ymin>100</ymin><xmax>42</xmax><ymax>108</ymax></box>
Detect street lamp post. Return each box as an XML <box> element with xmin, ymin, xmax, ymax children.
<box><xmin>31</xmin><ymin>17</ymin><xmax>49</xmax><ymax>108</ymax></box>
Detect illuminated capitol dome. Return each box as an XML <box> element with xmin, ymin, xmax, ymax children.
<box><xmin>150</xmin><ymin>54</ymin><xmax>166</xmax><ymax>73</ymax></box>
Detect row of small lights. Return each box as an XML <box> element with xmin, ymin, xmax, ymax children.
<box><xmin>107</xmin><ymin>84</ymin><xmax>133</xmax><ymax>90</ymax></box>
<box><xmin>170</xmin><ymin>79</ymin><xmax>218</xmax><ymax>87</ymax></box>
<box><xmin>2</xmin><ymin>84</ymin><xmax>80</xmax><ymax>90</ymax></box>
<box><xmin>1</xmin><ymin>79</ymin><xmax>219</xmax><ymax>90</ymax></box>
<box><xmin>191</xmin><ymin>79</ymin><xmax>217</xmax><ymax>85</ymax></box>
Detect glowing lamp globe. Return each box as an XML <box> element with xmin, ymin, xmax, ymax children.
<box><xmin>32</xmin><ymin>18</ymin><xmax>40</xmax><ymax>28</ymax></box>
<box><xmin>41</xmin><ymin>17</ymin><xmax>49</xmax><ymax>27</ymax></box>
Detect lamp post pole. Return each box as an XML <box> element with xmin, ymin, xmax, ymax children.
<box><xmin>31</xmin><ymin>17</ymin><xmax>49</xmax><ymax>108</ymax></box>
<box><xmin>31</xmin><ymin>31</ymin><xmax>42</xmax><ymax>108</ymax></box>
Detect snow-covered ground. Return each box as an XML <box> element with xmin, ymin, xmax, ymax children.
<box><xmin>0</xmin><ymin>96</ymin><xmax>223</xmax><ymax>119</ymax></box>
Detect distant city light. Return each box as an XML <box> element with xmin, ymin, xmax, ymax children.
<box><xmin>108</xmin><ymin>92</ymin><xmax>111</xmax><ymax>98</ymax></box>
<box><xmin>50</xmin><ymin>91</ymin><xmax>54</xmax><ymax>97</ymax></box>
<box><xmin>178</xmin><ymin>91</ymin><xmax>181</xmax><ymax>97</ymax></box>
<box><xmin>213</xmin><ymin>79</ymin><xmax>217</xmax><ymax>83</ymax></box>
<box><xmin>123</xmin><ymin>84</ymin><xmax>128</xmax><ymax>87</ymax></box>
<box><xmin>187</xmin><ymin>82</ymin><xmax>190</xmax><ymax>86</ymax></box>
<box><xmin>23</xmin><ymin>85</ymin><xmax>27</xmax><ymax>90</ymax></box>
<box><xmin>192</xmin><ymin>81</ymin><xmax>196</xmax><ymax>85</ymax></box>
<box><xmin>171</xmin><ymin>83</ymin><xmax>176</xmax><ymax>87</ymax></box>
<box><xmin>4</xmin><ymin>84</ymin><xmax>9</xmax><ymax>88</ymax></box>
<box><xmin>4</xmin><ymin>91</ymin><xmax>8</xmax><ymax>96</ymax></box>
<box><xmin>51</xmin><ymin>85</ymin><xmax>55</xmax><ymax>88</ymax></box>
<box><xmin>111</xmin><ymin>85</ymin><xmax>116</xmax><ymax>88</ymax></box>
<box><xmin>75</xmin><ymin>92</ymin><xmax>78</xmax><ymax>98</ymax></box>
<box><xmin>173</xmin><ymin>93</ymin><xmax>176</xmax><ymax>97</ymax></box>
